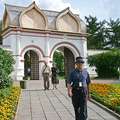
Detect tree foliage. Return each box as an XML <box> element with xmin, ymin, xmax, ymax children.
<box><xmin>105</xmin><ymin>19</ymin><xmax>120</xmax><ymax>48</ymax></box>
<box><xmin>85</xmin><ymin>16</ymin><xmax>120</xmax><ymax>49</ymax></box>
<box><xmin>88</xmin><ymin>49</ymin><xmax>120</xmax><ymax>78</ymax></box>
<box><xmin>0</xmin><ymin>20</ymin><xmax>2</xmax><ymax>44</ymax></box>
<box><xmin>85</xmin><ymin>15</ymin><xmax>106</xmax><ymax>49</ymax></box>
<box><xmin>53</xmin><ymin>51</ymin><xmax>64</xmax><ymax>76</ymax></box>
<box><xmin>0</xmin><ymin>48</ymin><xmax>15</xmax><ymax>88</ymax></box>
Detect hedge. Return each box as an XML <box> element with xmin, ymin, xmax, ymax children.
<box><xmin>0</xmin><ymin>48</ymin><xmax>15</xmax><ymax>88</ymax></box>
<box><xmin>88</xmin><ymin>49</ymin><xmax>120</xmax><ymax>78</ymax></box>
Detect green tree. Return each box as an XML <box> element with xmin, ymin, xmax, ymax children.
<box><xmin>85</xmin><ymin>15</ymin><xmax>106</xmax><ymax>49</ymax></box>
<box><xmin>0</xmin><ymin>20</ymin><xmax>2</xmax><ymax>44</ymax></box>
<box><xmin>53</xmin><ymin>51</ymin><xmax>64</xmax><ymax>76</ymax></box>
<box><xmin>105</xmin><ymin>19</ymin><xmax>120</xmax><ymax>48</ymax></box>
<box><xmin>0</xmin><ymin>48</ymin><xmax>15</xmax><ymax>88</ymax></box>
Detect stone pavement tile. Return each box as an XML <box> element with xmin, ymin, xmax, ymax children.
<box><xmin>31</xmin><ymin>107</ymin><xmax>44</xmax><ymax>112</ymax></box>
<box><xmin>31</xmin><ymin>106</ymin><xmax>43</xmax><ymax>110</ymax></box>
<box><xmin>19</xmin><ymin>104</ymin><xmax>30</xmax><ymax>108</ymax></box>
<box><xmin>45</xmin><ymin>112</ymin><xmax>61</xmax><ymax>120</ymax></box>
<box><xmin>88</xmin><ymin>109</ymin><xmax>103</xmax><ymax>120</ymax></box>
<box><xmin>16</xmin><ymin>112</ymin><xmax>31</xmax><ymax>116</ymax></box>
<box><xmin>32</xmin><ymin>112</ymin><xmax>44</xmax><ymax>116</ymax></box>
<box><xmin>32</xmin><ymin>114</ymin><xmax>45</xmax><ymax>118</ymax></box>
<box><xmin>87</xmin><ymin>101</ymin><xmax>119</xmax><ymax>120</ymax></box>
<box><xmin>32</xmin><ymin>118</ymin><xmax>46</xmax><ymax>120</ymax></box>
<box><xmin>68</xmin><ymin>108</ymin><xmax>75</xmax><ymax>113</ymax></box>
<box><xmin>88</xmin><ymin>118</ymin><xmax>104</xmax><ymax>120</ymax></box>
<box><xmin>18</xmin><ymin>108</ymin><xmax>31</xmax><ymax>113</ymax></box>
<box><xmin>15</xmin><ymin>115</ymin><xmax>31</xmax><ymax>120</ymax></box>
<box><xmin>44</xmin><ymin>109</ymin><xmax>55</xmax><ymax>113</ymax></box>
<box><xmin>58</xmin><ymin>111</ymin><xmax>74</xmax><ymax>120</ymax></box>
<box><xmin>89</xmin><ymin>102</ymin><xmax>116</xmax><ymax>120</ymax></box>
<box><xmin>103</xmin><ymin>116</ymin><xmax>119</xmax><ymax>120</ymax></box>
<box><xmin>18</xmin><ymin>111</ymin><xmax>31</xmax><ymax>115</ymax></box>
<box><xmin>106</xmin><ymin>119</ymin><xmax>119</xmax><ymax>120</ymax></box>
<box><xmin>88</xmin><ymin>115</ymin><xmax>105</xmax><ymax>120</ymax></box>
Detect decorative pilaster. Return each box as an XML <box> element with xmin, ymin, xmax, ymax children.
<box><xmin>14</xmin><ymin>31</ymin><xmax>24</xmax><ymax>80</ymax></box>
<box><xmin>81</xmin><ymin>37</ymin><xmax>87</xmax><ymax>68</ymax></box>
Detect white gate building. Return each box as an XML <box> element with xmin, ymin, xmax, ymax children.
<box><xmin>1</xmin><ymin>2</ymin><xmax>88</xmax><ymax>81</ymax></box>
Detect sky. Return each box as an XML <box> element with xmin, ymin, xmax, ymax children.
<box><xmin>0</xmin><ymin>0</ymin><xmax>120</xmax><ymax>21</ymax></box>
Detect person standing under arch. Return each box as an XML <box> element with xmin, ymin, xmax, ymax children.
<box><xmin>51</xmin><ymin>64</ymin><xmax>59</xmax><ymax>89</ymax></box>
<box><xmin>42</xmin><ymin>62</ymin><xmax>51</xmax><ymax>90</ymax></box>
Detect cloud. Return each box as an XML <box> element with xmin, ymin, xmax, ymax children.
<box><xmin>32</xmin><ymin>0</ymin><xmax>80</xmax><ymax>14</ymax></box>
<box><xmin>0</xmin><ymin>0</ymin><xmax>120</xmax><ymax>21</ymax></box>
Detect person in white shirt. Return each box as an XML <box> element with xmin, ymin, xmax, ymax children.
<box><xmin>42</xmin><ymin>63</ymin><xmax>51</xmax><ymax>90</ymax></box>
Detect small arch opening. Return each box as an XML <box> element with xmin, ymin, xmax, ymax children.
<box><xmin>24</xmin><ymin>50</ymin><xmax>39</xmax><ymax>80</ymax></box>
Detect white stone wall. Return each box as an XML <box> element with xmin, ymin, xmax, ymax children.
<box><xmin>2</xmin><ymin>3</ymin><xmax>87</xmax><ymax>81</ymax></box>
<box><xmin>3</xmin><ymin>30</ymin><xmax>87</xmax><ymax>81</ymax></box>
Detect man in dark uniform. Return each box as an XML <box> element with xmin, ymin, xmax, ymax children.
<box><xmin>67</xmin><ymin>57</ymin><xmax>91</xmax><ymax>120</ymax></box>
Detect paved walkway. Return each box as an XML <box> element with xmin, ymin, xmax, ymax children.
<box><xmin>15</xmin><ymin>80</ymin><xmax>119</xmax><ymax>120</ymax></box>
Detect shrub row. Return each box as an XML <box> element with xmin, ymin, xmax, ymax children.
<box><xmin>88</xmin><ymin>49</ymin><xmax>120</xmax><ymax>78</ymax></box>
<box><xmin>0</xmin><ymin>48</ymin><xmax>15</xmax><ymax>89</ymax></box>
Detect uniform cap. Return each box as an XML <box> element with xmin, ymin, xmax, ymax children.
<box><xmin>75</xmin><ymin>59</ymin><xmax>84</xmax><ymax>64</ymax></box>
<box><xmin>76</xmin><ymin>56</ymin><xmax>83</xmax><ymax>60</ymax></box>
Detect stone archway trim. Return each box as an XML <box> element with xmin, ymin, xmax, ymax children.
<box><xmin>20</xmin><ymin>45</ymin><xmax>45</xmax><ymax>57</ymax></box>
<box><xmin>50</xmin><ymin>42</ymin><xmax>80</xmax><ymax>58</ymax></box>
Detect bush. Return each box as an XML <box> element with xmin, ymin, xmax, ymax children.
<box><xmin>88</xmin><ymin>49</ymin><xmax>120</xmax><ymax>78</ymax></box>
<box><xmin>0</xmin><ymin>48</ymin><xmax>15</xmax><ymax>88</ymax></box>
<box><xmin>0</xmin><ymin>87</ymin><xmax>11</xmax><ymax>101</ymax></box>
<box><xmin>116</xmin><ymin>106</ymin><xmax>120</xmax><ymax>113</ymax></box>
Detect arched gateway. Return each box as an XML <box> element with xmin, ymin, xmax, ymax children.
<box><xmin>1</xmin><ymin>2</ymin><xmax>88</xmax><ymax>80</ymax></box>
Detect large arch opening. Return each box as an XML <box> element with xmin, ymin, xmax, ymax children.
<box><xmin>24</xmin><ymin>50</ymin><xmax>39</xmax><ymax>80</ymax></box>
<box><xmin>52</xmin><ymin>47</ymin><xmax>75</xmax><ymax>82</ymax></box>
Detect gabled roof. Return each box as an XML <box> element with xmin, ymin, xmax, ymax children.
<box><xmin>56</xmin><ymin>7</ymin><xmax>81</xmax><ymax>32</ymax></box>
<box><xmin>2</xmin><ymin>2</ymin><xmax>86</xmax><ymax>33</ymax></box>
<box><xmin>19</xmin><ymin>2</ymin><xmax>48</xmax><ymax>29</ymax></box>
<box><xmin>4</xmin><ymin>3</ymin><xmax>59</xmax><ymax>22</ymax></box>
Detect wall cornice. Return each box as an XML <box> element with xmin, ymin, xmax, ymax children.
<box><xmin>1</xmin><ymin>26</ymin><xmax>89</xmax><ymax>39</ymax></box>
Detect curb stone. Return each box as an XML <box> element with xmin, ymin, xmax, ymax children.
<box><xmin>14</xmin><ymin>89</ymin><xmax>22</xmax><ymax>120</ymax></box>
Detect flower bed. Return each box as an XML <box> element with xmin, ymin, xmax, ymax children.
<box><xmin>90</xmin><ymin>84</ymin><xmax>120</xmax><ymax>114</ymax></box>
<box><xmin>0</xmin><ymin>87</ymin><xmax>21</xmax><ymax>120</ymax></box>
